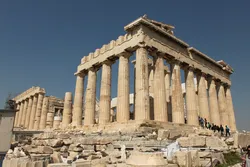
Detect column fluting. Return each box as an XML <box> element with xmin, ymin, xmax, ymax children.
<box><xmin>39</xmin><ymin>97</ymin><xmax>49</xmax><ymax>129</ymax></box>
<box><xmin>62</xmin><ymin>92</ymin><xmax>73</xmax><ymax>128</ymax></box>
<box><xmin>72</xmin><ymin>74</ymin><xmax>85</xmax><ymax>126</ymax></box>
<box><xmin>117</xmin><ymin>53</ymin><xmax>130</xmax><ymax>123</ymax></box>
<box><xmin>28</xmin><ymin>94</ymin><xmax>38</xmax><ymax>129</ymax></box>
<box><xmin>84</xmin><ymin>68</ymin><xmax>97</xmax><ymax>125</ymax></box>
<box><xmin>208</xmin><ymin>77</ymin><xmax>221</xmax><ymax>125</ymax></box>
<box><xmin>33</xmin><ymin>93</ymin><xmax>45</xmax><ymax>130</ymax></box>
<box><xmin>25</xmin><ymin>97</ymin><xmax>33</xmax><ymax>128</ymax></box>
<box><xmin>135</xmin><ymin>47</ymin><xmax>150</xmax><ymax>120</ymax></box>
<box><xmin>225</xmin><ymin>86</ymin><xmax>237</xmax><ymax>131</ymax></box>
<box><xmin>185</xmin><ymin>67</ymin><xmax>198</xmax><ymax>125</ymax></box>
<box><xmin>99</xmin><ymin>61</ymin><xmax>112</xmax><ymax>124</ymax></box>
<box><xmin>153</xmin><ymin>54</ymin><xmax>167</xmax><ymax>122</ymax></box>
<box><xmin>171</xmin><ymin>61</ymin><xmax>185</xmax><ymax>123</ymax></box>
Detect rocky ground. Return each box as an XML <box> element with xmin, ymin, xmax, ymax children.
<box><xmin>3</xmin><ymin>120</ymin><xmax>243</xmax><ymax>167</ymax></box>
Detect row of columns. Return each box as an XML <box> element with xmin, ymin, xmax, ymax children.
<box><xmin>69</xmin><ymin>47</ymin><xmax>236</xmax><ymax>131</ymax></box>
<box><xmin>14</xmin><ymin>93</ymin><xmax>50</xmax><ymax>130</ymax></box>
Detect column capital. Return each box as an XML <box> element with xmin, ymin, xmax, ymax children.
<box><xmin>118</xmin><ymin>51</ymin><xmax>132</xmax><ymax>58</ymax></box>
<box><xmin>103</xmin><ymin>60</ymin><xmax>114</xmax><ymax>66</ymax></box>
<box><xmin>207</xmin><ymin>75</ymin><xmax>217</xmax><ymax>82</ymax></box>
<box><xmin>169</xmin><ymin>59</ymin><xmax>182</xmax><ymax>65</ymax></box>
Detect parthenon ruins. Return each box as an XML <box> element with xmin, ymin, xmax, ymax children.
<box><xmin>13</xmin><ymin>16</ymin><xmax>236</xmax><ymax>131</ymax></box>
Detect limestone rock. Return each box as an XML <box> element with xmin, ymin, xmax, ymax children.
<box><xmin>126</xmin><ymin>152</ymin><xmax>167</xmax><ymax>166</ymax></box>
<box><xmin>190</xmin><ymin>150</ymin><xmax>199</xmax><ymax>167</ymax></box>
<box><xmin>38</xmin><ymin>133</ymin><xmax>54</xmax><ymax>139</ymax></box>
<box><xmin>177</xmin><ymin>136</ymin><xmax>205</xmax><ymax>147</ymax></box>
<box><xmin>168</xmin><ymin>130</ymin><xmax>183</xmax><ymax>140</ymax></box>
<box><xmin>50</xmin><ymin>152</ymin><xmax>63</xmax><ymax>163</ymax></box>
<box><xmin>206</xmin><ymin>136</ymin><xmax>228</xmax><ymax>149</ymax></box>
<box><xmin>30</xmin><ymin>146</ymin><xmax>53</xmax><ymax>154</ymax></box>
<box><xmin>225</xmin><ymin>137</ymin><xmax>234</xmax><ymax>145</ymax></box>
<box><xmin>63</xmin><ymin>139</ymin><xmax>73</xmax><ymax>145</ymax></box>
<box><xmin>174</xmin><ymin>151</ymin><xmax>191</xmax><ymax>167</ymax></box>
<box><xmin>195</xmin><ymin>128</ymin><xmax>213</xmax><ymax>136</ymax></box>
<box><xmin>48</xmin><ymin>139</ymin><xmax>64</xmax><ymax>147</ymax></box>
<box><xmin>158</xmin><ymin>129</ymin><xmax>169</xmax><ymax>140</ymax></box>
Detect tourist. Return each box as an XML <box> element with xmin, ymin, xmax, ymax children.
<box><xmin>242</xmin><ymin>145</ymin><xmax>250</xmax><ymax>167</ymax></box>
<box><xmin>225</xmin><ymin>125</ymin><xmax>230</xmax><ymax>137</ymax></box>
<box><xmin>204</xmin><ymin>118</ymin><xmax>207</xmax><ymax>128</ymax></box>
<box><xmin>200</xmin><ymin>117</ymin><xmax>204</xmax><ymax>128</ymax></box>
<box><xmin>207</xmin><ymin>122</ymin><xmax>211</xmax><ymax>129</ymax></box>
<box><xmin>220</xmin><ymin>125</ymin><xmax>224</xmax><ymax>136</ymax></box>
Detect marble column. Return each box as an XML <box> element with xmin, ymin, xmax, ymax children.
<box><xmin>171</xmin><ymin>61</ymin><xmax>185</xmax><ymax>123</ymax></box>
<box><xmin>84</xmin><ymin>68</ymin><xmax>97</xmax><ymax>125</ymax></box>
<box><xmin>62</xmin><ymin>92</ymin><xmax>73</xmax><ymax>128</ymax></box>
<box><xmin>14</xmin><ymin>104</ymin><xmax>20</xmax><ymax>127</ymax></box>
<box><xmin>117</xmin><ymin>53</ymin><xmax>130</xmax><ymax>123</ymax></box>
<box><xmin>46</xmin><ymin>112</ymin><xmax>55</xmax><ymax>128</ymax></box>
<box><xmin>17</xmin><ymin>101</ymin><xmax>24</xmax><ymax>127</ymax></box>
<box><xmin>39</xmin><ymin>97</ymin><xmax>49</xmax><ymax>129</ymax></box>
<box><xmin>149</xmin><ymin>68</ymin><xmax>154</xmax><ymax>120</ymax></box>
<box><xmin>208</xmin><ymin>77</ymin><xmax>221</xmax><ymax>125</ymax></box>
<box><xmin>185</xmin><ymin>67</ymin><xmax>198</xmax><ymax>125</ymax></box>
<box><xmin>225</xmin><ymin>86</ymin><xmax>237</xmax><ymax>131</ymax></box>
<box><xmin>24</xmin><ymin>97</ymin><xmax>33</xmax><ymax>128</ymax></box>
<box><xmin>28</xmin><ymin>94</ymin><xmax>38</xmax><ymax>129</ymax></box>
<box><xmin>72</xmin><ymin>74</ymin><xmax>85</xmax><ymax>126</ymax></box>
<box><xmin>135</xmin><ymin>47</ymin><xmax>150</xmax><ymax>120</ymax></box>
<box><xmin>110</xmin><ymin>108</ymin><xmax>114</xmax><ymax>122</ymax></box>
<box><xmin>165</xmin><ymin>70</ymin><xmax>172</xmax><ymax>122</ymax></box>
<box><xmin>153</xmin><ymin>54</ymin><xmax>167</xmax><ymax>122</ymax></box>
<box><xmin>218</xmin><ymin>83</ymin><xmax>229</xmax><ymax>126</ymax></box>
<box><xmin>20</xmin><ymin>99</ymin><xmax>28</xmax><ymax>127</ymax></box>
<box><xmin>99</xmin><ymin>61</ymin><xmax>112</xmax><ymax>124</ymax></box>
<box><xmin>197</xmin><ymin>73</ymin><xmax>210</xmax><ymax>121</ymax></box>
<box><xmin>34</xmin><ymin>93</ymin><xmax>44</xmax><ymax>130</ymax></box>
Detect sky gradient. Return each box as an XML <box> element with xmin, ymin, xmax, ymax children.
<box><xmin>1</xmin><ymin>0</ymin><xmax>249</xmax><ymax>130</ymax></box>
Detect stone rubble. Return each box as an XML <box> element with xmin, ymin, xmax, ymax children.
<box><xmin>4</xmin><ymin>121</ymin><xmax>241</xmax><ymax>167</ymax></box>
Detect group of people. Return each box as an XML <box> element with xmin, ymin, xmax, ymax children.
<box><xmin>198</xmin><ymin>116</ymin><xmax>231</xmax><ymax>137</ymax></box>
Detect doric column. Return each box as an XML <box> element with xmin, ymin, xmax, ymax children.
<box><xmin>28</xmin><ymin>94</ymin><xmax>38</xmax><ymax>129</ymax></box>
<box><xmin>117</xmin><ymin>53</ymin><xmax>130</xmax><ymax>123</ymax></box>
<box><xmin>149</xmin><ymin>67</ymin><xmax>154</xmax><ymax>120</ymax></box>
<box><xmin>24</xmin><ymin>97</ymin><xmax>33</xmax><ymax>128</ymax></box>
<box><xmin>62</xmin><ymin>92</ymin><xmax>73</xmax><ymax>128</ymax></box>
<box><xmin>225</xmin><ymin>86</ymin><xmax>237</xmax><ymax>131</ymax></box>
<box><xmin>208</xmin><ymin>77</ymin><xmax>220</xmax><ymax>125</ymax></box>
<box><xmin>17</xmin><ymin>101</ymin><xmax>24</xmax><ymax>127</ymax></box>
<box><xmin>217</xmin><ymin>82</ymin><xmax>229</xmax><ymax>127</ymax></box>
<box><xmin>185</xmin><ymin>67</ymin><xmax>198</xmax><ymax>125</ymax></box>
<box><xmin>20</xmin><ymin>99</ymin><xmax>28</xmax><ymax>127</ymax></box>
<box><xmin>84</xmin><ymin>68</ymin><xmax>97</xmax><ymax>125</ymax></box>
<box><xmin>33</xmin><ymin>93</ymin><xmax>45</xmax><ymax>130</ymax></box>
<box><xmin>72</xmin><ymin>74</ymin><xmax>85</xmax><ymax>126</ymax></box>
<box><xmin>135</xmin><ymin>47</ymin><xmax>150</xmax><ymax>120</ymax></box>
<box><xmin>153</xmin><ymin>54</ymin><xmax>167</xmax><ymax>122</ymax></box>
<box><xmin>110</xmin><ymin>108</ymin><xmax>114</xmax><ymax>122</ymax></box>
<box><xmin>14</xmin><ymin>104</ymin><xmax>20</xmax><ymax>127</ymax></box>
<box><xmin>99</xmin><ymin>61</ymin><xmax>112</xmax><ymax>124</ymax></box>
<box><xmin>197</xmin><ymin>73</ymin><xmax>210</xmax><ymax>121</ymax></box>
<box><xmin>171</xmin><ymin>61</ymin><xmax>185</xmax><ymax>123</ymax></box>
<box><xmin>165</xmin><ymin>70</ymin><xmax>172</xmax><ymax>122</ymax></box>
<box><xmin>39</xmin><ymin>97</ymin><xmax>49</xmax><ymax>129</ymax></box>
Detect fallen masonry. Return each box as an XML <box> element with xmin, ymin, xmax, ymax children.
<box><xmin>4</xmin><ymin>120</ymin><xmax>243</xmax><ymax>167</ymax></box>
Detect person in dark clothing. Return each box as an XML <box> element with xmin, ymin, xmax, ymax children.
<box><xmin>200</xmin><ymin>117</ymin><xmax>204</xmax><ymax>128</ymax></box>
<box><xmin>217</xmin><ymin>125</ymin><xmax>220</xmax><ymax>132</ymax></box>
<box><xmin>220</xmin><ymin>125</ymin><xmax>224</xmax><ymax>136</ymax></box>
<box><xmin>204</xmin><ymin>118</ymin><xmax>207</xmax><ymax>128</ymax></box>
<box><xmin>225</xmin><ymin>125</ymin><xmax>230</xmax><ymax>137</ymax></box>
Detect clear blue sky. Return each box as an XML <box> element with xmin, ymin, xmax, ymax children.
<box><xmin>0</xmin><ymin>0</ymin><xmax>249</xmax><ymax>130</ymax></box>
